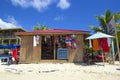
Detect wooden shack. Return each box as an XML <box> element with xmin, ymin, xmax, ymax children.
<box><xmin>15</xmin><ymin>29</ymin><xmax>89</xmax><ymax>63</ymax></box>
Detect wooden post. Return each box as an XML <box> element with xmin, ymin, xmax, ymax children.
<box><xmin>9</xmin><ymin>39</ymin><xmax>11</xmax><ymax>45</ymax></box>
<box><xmin>115</xmin><ymin>32</ymin><xmax>120</xmax><ymax>63</ymax></box>
<box><xmin>54</xmin><ymin>35</ymin><xmax>56</xmax><ymax>60</ymax></box>
<box><xmin>102</xmin><ymin>51</ymin><xmax>105</xmax><ymax>66</ymax></box>
<box><xmin>114</xmin><ymin>22</ymin><xmax>120</xmax><ymax>64</ymax></box>
<box><xmin>2</xmin><ymin>40</ymin><xmax>3</xmax><ymax>44</ymax></box>
<box><xmin>39</xmin><ymin>36</ymin><xmax>41</xmax><ymax>61</ymax></box>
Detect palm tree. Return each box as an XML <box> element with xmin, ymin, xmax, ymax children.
<box><xmin>33</xmin><ymin>24</ymin><xmax>49</xmax><ymax>30</ymax></box>
<box><xmin>89</xmin><ymin>10</ymin><xmax>120</xmax><ymax>34</ymax></box>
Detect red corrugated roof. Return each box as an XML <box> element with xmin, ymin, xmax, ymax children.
<box><xmin>15</xmin><ymin>29</ymin><xmax>89</xmax><ymax>35</ymax></box>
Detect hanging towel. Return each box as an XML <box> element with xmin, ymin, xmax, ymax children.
<box><xmin>93</xmin><ymin>39</ymin><xmax>99</xmax><ymax>51</ymax></box>
<box><xmin>12</xmin><ymin>48</ymin><xmax>18</xmax><ymax>61</ymax></box>
<box><xmin>89</xmin><ymin>39</ymin><xmax>92</xmax><ymax>48</ymax></box>
<box><xmin>33</xmin><ymin>36</ymin><xmax>37</xmax><ymax>47</ymax></box>
<box><xmin>107</xmin><ymin>38</ymin><xmax>111</xmax><ymax>47</ymax></box>
<box><xmin>112</xmin><ymin>39</ymin><xmax>115</xmax><ymax>56</ymax></box>
<box><xmin>36</xmin><ymin>35</ymin><xmax>39</xmax><ymax>44</ymax></box>
<box><xmin>100</xmin><ymin>38</ymin><xmax>109</xmax><ymax>52</ymax></box>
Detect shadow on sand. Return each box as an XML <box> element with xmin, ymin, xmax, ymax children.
<box><xmin>116</xmin><ymin>68</ymin><xmax>120</xmax><ymax>71</ymax></box>
<box><xmin>74</xmin><ymin>62</ymin><xmax>105</xmax><ymax>66</ymax></box>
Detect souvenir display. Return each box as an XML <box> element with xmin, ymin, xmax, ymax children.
<box><xmin>71</xmin><ymin>34</ymin><xmax>77</xmax><ymax>49</ymax></box>
<box><xmin>65</xmin><ymin>35</ymin><xmax>71</xmax><ymax>47</ymax></box>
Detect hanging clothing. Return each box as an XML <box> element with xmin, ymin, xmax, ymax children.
<box><xmin>107</xmin><ymin>38</ymin><xmax>111</xmax><ymax>47</ymax></box>
<box><xmin>100</xmin><ymin>38</ymin><xmax>109</xmax><ymax>52</ymax></box>
<box><xmin>36</xmin><ymin>35</ymin><xmax>39</xmax><ymax>44</ymax></box>
<box><xmin>12</xmin><ymin>48</ymin><xmax>18</xmax><ymax>62</ymax></box>
<box><xmin>71</xmin><ymin>37</ymin><xmax>77</xmax><ymax>49</ymax></box>
<box><xmin>33</xmin><ymin>36</ymin><xmax>37</xmax><ymax>47</ymax></box>
<box><xmin>112</xmin><ymin>39</ymin><xmax>115</xmax><ymax>56</ymax></box>
<box><xmin>89</xmin><ymin>39</ymin><xmax>92</xmax><ymax>48</ymax></box>
<box><xmin>93</xmin><ymin>39</ymin><xmax>99</xmax><ymax>51</ymax></box>
<box><xmin>66</xmin><ymin>35</ymin><xmax>71</xmax><ymax>47</ymax></box>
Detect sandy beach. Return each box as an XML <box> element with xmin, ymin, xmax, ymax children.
<box><xmin>0</xmin><ymin>62</ymin><xmax>120</xmax><ymax>80</ymax></box>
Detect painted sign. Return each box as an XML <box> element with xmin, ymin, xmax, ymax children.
<box><xmin>57</xmin><ymin>48</ymin><xmax>68</xmax><ymax>59</ymax></box>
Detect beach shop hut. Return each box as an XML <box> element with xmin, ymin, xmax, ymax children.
<box><xmin>15</xmin><ymin>29</ymin><xmax>89</xmax><ymax>63</ymax></box>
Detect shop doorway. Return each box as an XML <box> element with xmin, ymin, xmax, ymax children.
<box><xmin>41</xmin><ymin>36</ymin><xmax>54</xmax><ymax>60</ymax></box>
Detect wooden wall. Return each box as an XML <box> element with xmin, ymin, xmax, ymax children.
<box><xmin>19</xmin><ymin>36</ymin><xmax>41</xmax><ymax>63</ymax></box>
<box><xmin>68</xmin><ymin>34</ymin><xmax>84</xmax><ymax>63</ymax></box>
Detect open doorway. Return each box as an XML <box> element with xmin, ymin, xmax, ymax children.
<box><xmin>41</xmin><ymin>36</ymin><xmax>54</xmax><ymax>60</ymax></box>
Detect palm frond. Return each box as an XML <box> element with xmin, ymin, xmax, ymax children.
<box><xmin>114</xmin><ymin>12</ymin><xmax>120</xmax><ymax>22</ymax></box>
<box><xmin>105</xmin><ymin>10</ymin><xmax>112</xmax><ymax>24</ymax></box>
<box><xmin>95</xmin><ymin>16</ymin><xmax>108</xmax><ymax>33</ymax></box>
<box><xmin>89</xmin><ymin>26</ymin><xmax>103</xmax><ymax>33</ymax></box>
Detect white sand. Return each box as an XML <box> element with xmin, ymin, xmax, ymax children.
<box><xmin>0</xmin><ymin>62</ymin><xmax>120</xmax><ymax>80</ymax></box>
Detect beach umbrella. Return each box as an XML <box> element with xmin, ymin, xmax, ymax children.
<box><xmin>86</xmin><ymin>32</ymin><xmax>114</xmax><ymax>40</ymax></box>
<box><xmin>86</xmin><ymin>32</ymin><xmax>114</xmax><ymax>65</ymax></box>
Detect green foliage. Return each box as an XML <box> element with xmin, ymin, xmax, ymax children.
<box><xmin>114</xmin><ymin>12</ymin><xmax>120</xmax><ymax>22</ymax></box>
<box><xmin>89</xmin><ymin>9</ymin><xmax>120</xmax><ymax>34</ymax></box>
<box><xmin>33</xmin><ymin>26</ymin><xmax>41</xmax><ymax>30</ymax></box>
<box><xmin>2</xmin><ymin>43</ymin><xmax>7</xmax><ymax>46</ymax></box>
<box><xmin>105</xmin><ymin>10</ymin><xmax>112</xmax><ymax>24</ymax></box>
<box><xmin>0</xmin><ymin>33</ymin><xmax>2</xmax><ymax>37</ymax></box>
<box><xmin>33</xmin><ymin>24</ymin><xmax>49</xmax><ymax>30</ymax></box>
<box><xmin>89</xmin><ymin>26</ymin><xmax>103</xmax><ymax>33</ymax></box>
<box><xmin>86</xmin><ymin>47</ymin><xmax>93</xmax><ymax>52</ymax></box>
<box><xmin>85</xmin><ymin>47</ymin><xmax>94</xmax><ymax>56</ymax></box>
<box><xmin>116</xmin><ymin>23</ymin><xmax>120</xmax><ymax>32</ymax></box>
<box><xmin>117</xmin><ymin>32</ymin><xmax>120</xmax><ymax>44</ymax></box>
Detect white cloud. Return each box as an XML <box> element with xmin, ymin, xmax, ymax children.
<box><xmin>11</xmin><ymin>0</ymin><xmax>54</xmax><ymax>12</ymax></box>
<box><xmin>0</xmin><ymin>18</ymin><xmax>20</xmax><ymax>29</ymax></box>
<box><xmin>31</xmin><ymin>0</ymin><xmax>53</xmax><ymax>11</ymax></box>
<box><xmin>6</xmin><ymin>16</ymin><xmax>19</xmax><ymax>26</ymax></box>
<box><xmin>11</xmin><ymin>0</ymin><xmax>71</xmax><ymax>11</ymax></box>
<box><xmin>57</xmin><ymin>0</ymin><xmax>70</xmax><ymax>10</ymax></box>
<box><xmin>54</xmin><ymin>16</ymin><xmax>63</xmax><ymax>21</ymax></box>
<box><xmin>11</xmin><ymin>0</ymin><xmax>30</xmax><ymax>8</ymax></box>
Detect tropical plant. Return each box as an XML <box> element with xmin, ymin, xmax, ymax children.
<box><xmin>33</xmin><ymin>24</ymin><xmax>49</xmax><ymax>30</ymax></box>
<box><xmin>89</xmin><ymin>10</ymin><xmax>120</xmax><ymax>34</ymax></box>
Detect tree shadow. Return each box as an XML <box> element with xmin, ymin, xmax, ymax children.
<box><xmin>74</xmin><ymin>62</ymin><xmax>104</xmax><ymax>66</ymax></box>
<box><xmin>116</xmin><ymin>68</ymin><xmax>120</xmax><ymax>71</ymax></box>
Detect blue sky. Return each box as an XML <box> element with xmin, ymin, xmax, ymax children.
<box><xmin>0</xmin><ymin>0</ymin><xmax>120</xmax><ymax>32</ymax></box>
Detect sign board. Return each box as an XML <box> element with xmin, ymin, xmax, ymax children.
<box><xmin>57</xmin><ymin>48</ymin><xmax>68</xmax><ymax>59</ymax></box>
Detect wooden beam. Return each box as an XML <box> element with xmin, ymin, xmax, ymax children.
<box><xmin>54</xmin><ymin>35</ymin><xmax>56</xmax><ymax>60</ymax></box>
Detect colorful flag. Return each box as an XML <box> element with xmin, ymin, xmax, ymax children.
<box><xmin>107</xmin><ymin>17</ymin><xmax>115</xmax><ymax>35</ymax></box>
